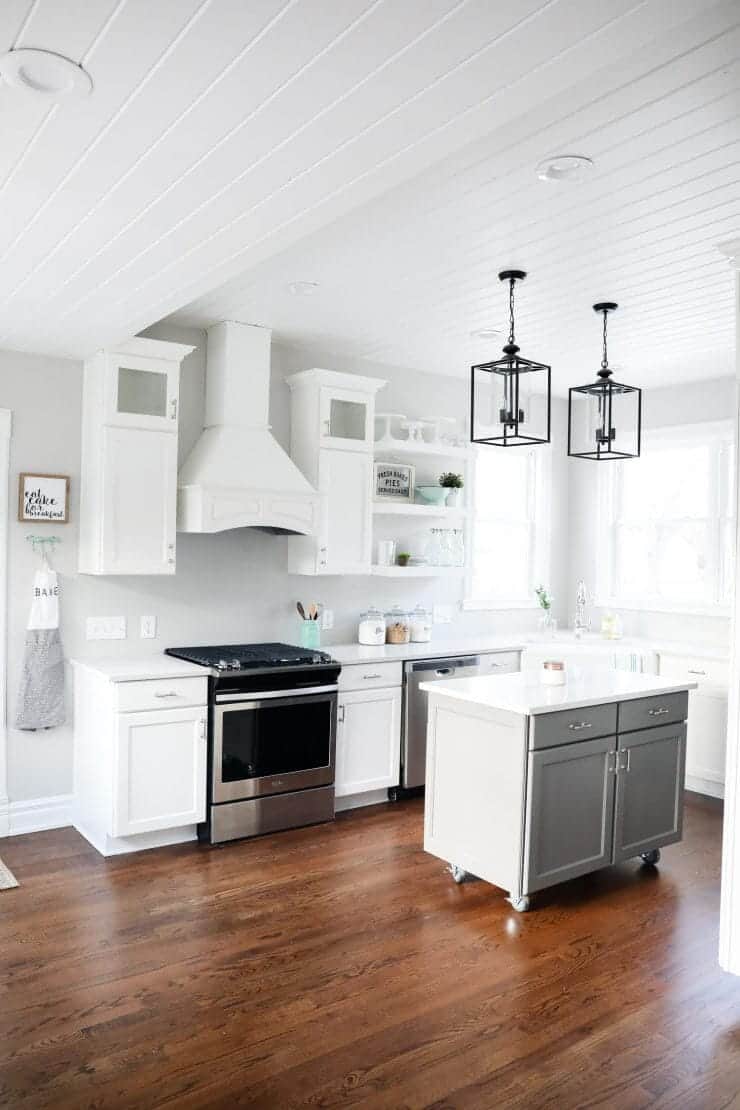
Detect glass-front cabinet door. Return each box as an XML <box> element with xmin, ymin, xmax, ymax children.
<box><xmin>105</xmin><ymin>352</ymin><xmax>179</xmax><ymax>431</ymax></box>
<box><xmin>319</xmin><ymin>386</ymin><xmax>372</xmax><ymax>450</ymax></box>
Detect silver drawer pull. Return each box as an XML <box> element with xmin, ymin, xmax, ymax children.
<box><xmin>687</xmin><ymin>669</ymin><xmax>706</xmax><ymax>676</ymax></box>
<box><xmin>569</xmin><ymin>721</ymin><xmax>593</xmax><ymax>731</ymax></box>
<box><xmin>363</xmin><ymin>673</ymin><xmax>382</xmax><ymax>680</ymax></box>
<box><xmin>155</xmin><ymin>691</ymin><xmax>181</xmax><ymax>699</ymax></box>
<box><xmin>648</xmin><ymin>707</ymin><xmax>669</xmax><ymax>716</ymax></box>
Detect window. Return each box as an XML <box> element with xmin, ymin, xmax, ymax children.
<box><xmin>597</xmin><ymin>422</ymin><xmax>735</xmax><ymax>613</ymax></box>
<box><xmin>466</xmin><ymin>445</ymin><xmax>551</xmax><ymax>608</ymax></box>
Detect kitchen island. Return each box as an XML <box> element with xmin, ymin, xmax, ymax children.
<box><xmin>421</xmin><ymin>670</ymin><xmax>697</xmax><ymax>911</ymax></box>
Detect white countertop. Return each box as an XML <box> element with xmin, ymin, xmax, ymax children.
<box><xmin>328</xmin><ymin>636</ymin><xmax>525</xmax><ymax>665</ymax></box>
<box><xmin>71</xmin><ymin>656</ymin><xmax>208</xmax><ymax>682</ymax></box>
<box><xmin>420</xmin><ymin>669</ymin><xmax>698</xmax><ymax>715</ymax></box>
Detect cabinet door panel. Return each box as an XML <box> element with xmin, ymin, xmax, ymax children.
<box><xmin>101</xmin><ymin>427</ymin><xmax>177</xmax><ymax>574</ymax></box>
<box><xmin>524</xmin><ymin>736</ymin><xmax>616</xmax><ymax>895</ymax></box>
<box><xmin>335</xmin><ymin>687</ymin><xmax>401</xmax><ymax>796</ymax></box>
<box><xmin>319</xmin><ymin>449</ymin><xmax>372</xmax><ymax>574</ymax></box>
<box><xmin>106</xmin><ymin>353</ymin><xmax>179</xmax><ymax>431</ymax></box>
<box><xmin>686</xmin><ymin>689</ymin><xmax>727</xmax><ymax>787</ymax></box>
<box><xmin>113</xmin><ymin>708</ymin><xmax>207</xmax><ymax>836</ymax></box>
<box><xmin>614</xmin><ymin>724</ymin><xmax>685</xmax><ymax>862</ymax></box>
<box><xmin>319</xmin><ymin>387</ymin><xmax>371</xmax><ymax>450</ymax></box>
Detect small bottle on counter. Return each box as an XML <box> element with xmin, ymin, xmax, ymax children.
<box><xmin>385</xmin><ymin>606</ymin><xmax>411</xmax><ymax>645</ymax></box>
<box><xmin>358</xmin><ymin>606</ymin><xmax>386</xmax><ymax>646</ymax></box>
<box><xmin>410</xmin><ymin>604</ymin><xmax>432</xmax><ymax>643</ymax></box>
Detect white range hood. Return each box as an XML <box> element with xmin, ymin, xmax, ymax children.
<box><xmin>178</xmin><ymin>321</ymin><xmax>319</xmax><ymax>535</ymax></box>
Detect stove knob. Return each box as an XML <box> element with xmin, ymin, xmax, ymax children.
<box><xmin>217</xmin><ymin>659</ymin><xmax>229</xmax><ymax>670</ymax></box>
<box><xmin>230</xmin><ymin>658</ymin><xmax>242</xmax><ymax>670</ymax></box>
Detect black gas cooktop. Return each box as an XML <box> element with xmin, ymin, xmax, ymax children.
<box><xmin>164</xmin><ymin>641</ymin><xmax>335</xmax><ymax>672</ymax></box>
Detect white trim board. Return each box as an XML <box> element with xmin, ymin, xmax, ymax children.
<box><xmin>719</xmin><ymin>255</ymin><xmax>740</xmax><ymax>976</ymax></box>
<box><xmin>7</xmin><ymin>794</ymin><xmax>72</xmax><ymax>836</ymax></box>
<box><xmin>0</xmin><ymin>410</ymin><xmax>11</xmax><ymax>838</ymax></box>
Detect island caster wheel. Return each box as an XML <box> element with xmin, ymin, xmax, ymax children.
<box><xmin>640</xmin><ymin>849</ymin><xmax>661</xmax><ymax>866</ymax></box>
<box><xmin>450</xmin><ymin>865</ymin><xmax>469</xmax><ymax>884</ymax></box>
<box><xmin>508</xmin><ymin>895</ymin><xmax>530</xmax><ymax>913</ymax></box>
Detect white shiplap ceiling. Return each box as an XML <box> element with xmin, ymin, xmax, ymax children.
<box><xmin>0</xmin><ymin>0</ymin><xmax>737</xmax><ymax>392</ymax></box>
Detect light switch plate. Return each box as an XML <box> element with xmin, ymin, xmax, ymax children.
<box><xmin>140</xmin><ymin>615</ymin><xmax>157</xmax><ymax>639</ymax></box>
<box><xmin>86</xmin><ymin>616</ymin><xmax>127</xmax><ymax>640</ymax></box>
<box><xmin>433</xmin><ymin>604</ymin><xmax>454</xmax><ymax>624</ymax></box>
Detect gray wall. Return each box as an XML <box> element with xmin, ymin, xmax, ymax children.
<box><xmin>2</xmin><ymin>328</ymin><xmax>568</xmax><ymax>803</ymax></box>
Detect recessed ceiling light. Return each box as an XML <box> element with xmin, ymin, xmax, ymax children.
<box><xmin>536</xmin><ymin>154</ymin><xmax>594</xmax><ymax>183</ymax></box>
<box><xmin>287</xmin><ymin>281</ymin><xmax>320</xmax><ymax>297</ymax></box>
<box><xmin>0</xmin><ymin>48</ymin><xmax>92</xmax><ymax>99</ymax></box>
<box><xmin>470</xmin><ymin>327</ymin><xmax>502</xmax><ymax>341</ymax></box>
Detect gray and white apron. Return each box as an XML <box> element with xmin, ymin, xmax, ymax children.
<box><xmin>15</xmin><ymin>568</ymin><xmax>65</xmax><ymax>731</ymax></box>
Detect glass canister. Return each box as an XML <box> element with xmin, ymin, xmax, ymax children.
<box><xmin>358</xmin><ymin>606</ymin><xmax>386</xmax><ymax>646</ymax></box>
<box><xmin>410</xmin><ymin>604</ymin><xmax>432</xmax><ymax>643</ymax></box>
<box><xmin>385</xmin><ymin>606</ymin><xmax>411</xmax><ymax>645</ymax></box>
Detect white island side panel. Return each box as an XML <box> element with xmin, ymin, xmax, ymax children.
<box><xmin>424</xmin><ymin>696</ymin><xmax>527</xmax><ymax>892</ymax></box>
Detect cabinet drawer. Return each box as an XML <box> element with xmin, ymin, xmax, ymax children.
<box><xmin>338</xmin><ymin>661</ymin><xmax>402</xmax><ymax>692</ymax></box>
<box><xmin>530</xmin><ymin>703</ymin><xmax>618</xmax><ymax>750</ymax></box>
<box><xmin>114</xmin><ymin>677</ymin><xmax>208</xmax><ymax>713</ymax></box>
<box><xmin>659</xmin><ymin>653</ymin><xmax>728</xmax><ymax>690</ymax></box>
<box><xmin>618</xmin><ymin>691</ymin><xmax>688</xmax><ymax>733</ymax></box>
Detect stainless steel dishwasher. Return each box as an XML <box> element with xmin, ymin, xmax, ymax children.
<box><xmin>392</xmin><ymin>652</ymin><xmax>520</xmax><ymax>798</ymax></box>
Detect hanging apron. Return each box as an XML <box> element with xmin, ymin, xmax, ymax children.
<box><xmin>15</xmin><ymin>568</ymin><xmax>65</xmax><ymax>731</ymax></box>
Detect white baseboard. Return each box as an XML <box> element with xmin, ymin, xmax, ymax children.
<box><xmin>6</xmin><ymin>794</ymin><xmax>73</xmax><ymax>836</ymax></box>
<box><xmin>686</xmin><ymin>775</ymin><xmax>724</xmax><ymax>800</ymax></box>
<box><xmin>0</xmin><ymin>799</ymin><xmax>8</xmax><ymax>838</ymax></box>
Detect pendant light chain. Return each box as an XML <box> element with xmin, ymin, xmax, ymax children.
<box><xmin>601</xmin><ymin>308</ymin><xmax>609</xmax><ymax>371</ymax></box>
<box><xmin>508</xmin><ymin>276</ymin><xmax>516</xmax><ymax>346</ymax></box>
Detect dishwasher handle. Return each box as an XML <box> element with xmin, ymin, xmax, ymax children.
<box><xmin>408</xmin><ymin>656</ymin><xmax>480</xmax><ymax>674</ymax></box>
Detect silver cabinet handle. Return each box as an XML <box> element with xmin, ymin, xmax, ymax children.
<box><xmin>338</xmin><ymin>704</ymin><xmax>345</xmax><ymax>723</ymax></box>
<box><xmin>198</xmin><ymin>718</ymin><xmax>207</xmax><ymax>739</ymax></box>
<box><xmin>625</xmin><ymin>748</ymin><xmax>631</xmax><ymax>771</ymax></box>
<box><xmin>648</xmin><ymin>707</ymin><xmax>669</xmax><ymax>716</ymax></box>
<box><xmin>363</xmin><ymin>673</ymin><xmax>382</xmax><ymax>680</ymax></box>
<box><xmin>170</xmin><ymin>398</ymin><xmax>178</xmax><ymax>420</ymax></box>
<box><xmin>607</xmin><ymin>752</ymin><xmax>617</xmax><ymax>774</ymax></box>
<box><xmin>155</xmin><ymin>691</ymin><xmax>180</xmax><ymax>699</ymax></box>
<box><xmin>435</xmin><ymin>668</ymin><xmax>453</xmax><ymax>676</ymax></box>
<box><xmin>569</xmin><ymin>721</ymin><xmax>593</xmax><ymax>731</ymax></box>
<box><xmin>687</xmin><ymin>669</ymin><xmax>706</xmax><ymax>676</ymax></box>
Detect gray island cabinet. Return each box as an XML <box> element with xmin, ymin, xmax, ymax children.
<box><xmin>421</xmin><ymin>671</ymin><xmax>696</xmax><ymax>911</ymax></box>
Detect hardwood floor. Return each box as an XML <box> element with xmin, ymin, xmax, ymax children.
<box><xmin>0</xmin><ymin>794</ymin><xmax>737</xmax><ymax>1109</ymax></box>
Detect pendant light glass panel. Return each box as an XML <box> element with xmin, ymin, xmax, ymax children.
<box><xmin>568</xmin><ymin>303</ymin><xmax>641</xmax><ymax>461</ymax></box>
<box><xmin>470</xmin><ymin>269</ymin><xmax>551</xmax><ymax>447</ymax></box>
<box><xmin>471</xmin><ymin>356</ymin><xmax>551</xmax><ymax>446</ymax></box>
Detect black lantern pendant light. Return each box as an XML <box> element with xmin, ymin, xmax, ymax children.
<box><xmin>470</xmin><ymin>270</ymin><xmax>551</xmax><ymax>447</ymax></box>
<box><xmin>567</xmin><ymin>302</ymin><xmax>641</xmax><ymax>461</ymax></box>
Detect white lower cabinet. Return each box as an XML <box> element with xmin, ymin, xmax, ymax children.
<box><xmin>335</xmin><ymin>686</ymin><xmax>402</xmax><ymax>797</ymax></box>
<box><xmin>113</xmin><ymin>707</ymin><xmax>207</xmax><ymax>836</ymax></box>
<box><xmin>658</xmin><ymin>652</ymin><xmax>728</xmax><ymax>797</ymax></box>
<box><xmin>73</xmin><ymin>665</ymin><xmax>208</xmax><ymax>855</ymax></box>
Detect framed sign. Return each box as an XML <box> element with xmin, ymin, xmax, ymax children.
<box><xmin>18</xmin><ymin>473</ymin><xmax>70</xmax><ymax>524</ymax></box>
<box><xmin>374</xmin><ymin>462</ymin><xmax>415</xmax><ymax>502</ymax></box>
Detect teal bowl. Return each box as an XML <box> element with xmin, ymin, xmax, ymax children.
<box><xmin>416</xmin><ymin>486</ymin><xmax>448</xmax><ymax>506</ymax></box>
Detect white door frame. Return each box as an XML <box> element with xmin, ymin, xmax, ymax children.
<box><xmin>719</xmin><ymin>245</ymin><xmax>740</xmax><ymax>974</ymax></box>
<box><xmin>0</xmin><ymin>410</ymin><xmax>12</xmax><ymax>837</ymax></box>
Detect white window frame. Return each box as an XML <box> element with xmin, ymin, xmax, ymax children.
<box><xmin>595</xmin><ymin>420</ymin><xmax>735</xmax><ymax>617</ymax></box>
<box><xmin>464</xmin><ymin>443</ymin><xmax>552</xmax><ymax>611</ymax></box>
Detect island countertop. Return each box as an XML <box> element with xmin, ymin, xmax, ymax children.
<box><xmin>419</xmin><ymin>669</ymin><xmax>698</xmax><ymax>716</ymax></box>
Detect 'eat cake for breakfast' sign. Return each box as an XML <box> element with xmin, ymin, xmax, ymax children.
<box><xmin>18</xmin><ymin>474</ymin><xmax>70</xmax><ymax>523</ymax></box>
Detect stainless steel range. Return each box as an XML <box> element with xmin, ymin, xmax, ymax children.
<box><xmin>164</xmin><ymin>642</ymin><xmax>340</xmax><ymax>844</ymax></box>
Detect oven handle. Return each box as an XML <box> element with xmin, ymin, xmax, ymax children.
<box><xmin>215</xmin><ymin>684</ymin><xmax>338</xmax><ymax>704</ymax></box>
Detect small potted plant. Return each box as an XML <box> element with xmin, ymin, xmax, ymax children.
<box><xmin>396</xmin><ymin>551</ymin><xmax>411</xmax><ymax>567</ymax></box>
<box><xmin>535</xmin><ymin>584</ymin><xmax>556</xmax><ymax>637</ymax></box>
<box><xmin>439</xmin><ymin>471</ymin><xmax>464</xmax><ymax>508</ymax></box>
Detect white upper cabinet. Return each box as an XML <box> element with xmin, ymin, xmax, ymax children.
<box><xmin>287</xmin><ymin>369</ymin><xmax>386</xmax><ymax>576</ymax></box>
<box><xmin>79</xmin><ymin>337</ymin><xmax>194</xmax><ymax>575</ymax></box>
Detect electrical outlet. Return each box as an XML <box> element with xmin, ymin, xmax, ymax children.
<box><xmin>86</xmin><ymin>616</ymin><xmax>127</xmax><ymax>641</ymax></box>
<box><xmin>433</xmin><ymin>604</ymin><xmax>454</xmax><ymax>625</ymax></box>
<box><xmin>321</xmin><ymin>607</ymin><xmax>334</xmax><ymax>631</ymax></box>
<box><xmin>140</xmin><ymin>615</ymin><xmax>157</xmax><ymax>639</ymax></box>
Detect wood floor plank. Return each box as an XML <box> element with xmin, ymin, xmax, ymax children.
<box><xmin>0</xmin><ymin>795</ymin><xmax>737</xmax><ymax>1109</ymax></box>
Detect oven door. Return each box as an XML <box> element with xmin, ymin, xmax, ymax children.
<box><xmin>212</xmin><ymin>688</ymin><xmax>337</xmax><ymax>803</ymax></box>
